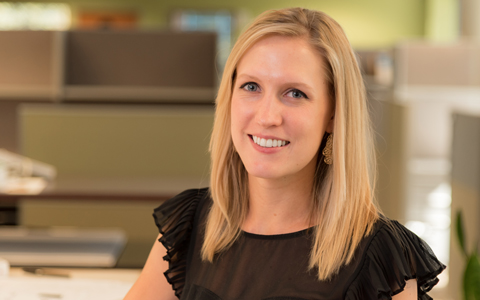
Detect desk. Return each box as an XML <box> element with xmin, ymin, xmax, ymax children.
<box><xmin>1</xmin><ymin>267</ymin><xmax>141</xmax><ymax>300</ymax></box>
<box><xmin>0</xmin><ymin>177</ymin><xmax>206</xmax><ymax>267</ymax></box>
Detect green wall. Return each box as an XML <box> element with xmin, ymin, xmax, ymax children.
<box><xmin>17</xmin><ymin>0</ymin><xmax>427</xmax><ymax>49</ymax></box>
<box><xmin>166</xmin><ymin>0</ymin><xmax>427</xmax><ymax>49</ymax></box>
<box><xmin>425</xmin><ymin>0</ymin><xmax>460</xmax><ymax>41</ymax></box>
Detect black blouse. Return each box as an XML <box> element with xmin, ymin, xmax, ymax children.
<box><xmin>153</xmin><ymin>188</ymin><xmax>446</xmax><ymax>300</ymax></box>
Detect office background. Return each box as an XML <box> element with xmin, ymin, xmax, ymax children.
<box><xmin>0</xmin><ymin>0</ymin><xmax>478</xmax><ymax>299</ymax></box>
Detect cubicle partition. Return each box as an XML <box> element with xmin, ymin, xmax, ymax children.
<box><xmin>0</xmin><ymin>29</ymin><xmax>217</xmax><ymax>152</ymax></box>
<box><xmin>0</xmin><ymin>30</ymin><xmax>217</xmax><ymax>267</ymax></box>
<box><xmin>63</xmin><ymin>31</ymin><xmax>216</xmax><ymax>102</ymax></box>
<box><xmin>394</xmin><ymin>40</ymin><xmax>480</xmax><ymax>299</ymax></box>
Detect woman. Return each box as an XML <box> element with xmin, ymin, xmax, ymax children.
<box><xmin>125</xmin><ymin>7</ymin><xmax>445</xmax><ymax>300</ymax></box>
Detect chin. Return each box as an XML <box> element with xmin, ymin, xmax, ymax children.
<box><xmin>244</xmin><ymin>165</ymin><xmax>285</xmax><ymax>180</ymax></box>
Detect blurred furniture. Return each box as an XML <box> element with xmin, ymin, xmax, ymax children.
<box><xmin>0</xmin><ymin>174</ymin><xmax>210</xmax><ymax>268</ymax></box>
<box><xmin>449</xmin><ymin>112</ymin><xmax>480</xmax><ymax>300</ymax></box>
<box><xmin>0</xmin><ymin>227</ymin><xmax>126</xmax><ymax>267</ymax></box>
<box><xmin>0</xmin><ymin>30</ymin><xmax>216</xmax><ymax>153</ymax></box>
<box><xmin>2</xmin><ymin>267</ymin><xmax>140</xmax><ymax>300</ymax></box>
<box><xmin>0</xmin><ymin>30</ymin><xmax>216</xmax><ymax>103</ymax></box>
<box><xmin>13</xmin><ymin>104</ymin><xmax>213</xmax><ymax>267</ymax></box>
<box><xmin>0</xmin><ymin>30</ymin><xmax>216</xmax><ymax>268</ymax></box>
<box><xmin>394</xmin><ymin>40</ymin><xmax>480</xmax><ymax>299</ymax></box>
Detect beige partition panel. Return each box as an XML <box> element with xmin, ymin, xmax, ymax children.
<box><xmin>369</xmin><ymin>96</ymin><xmax>408</xmax><ymax>222</ymax></box>
<box><xmin>396</xmin><ymin>41</ymin><xmax>480</xmax><ymax>87</ymax></box>
<box><xmin>20</xmin><ymin>104</ymin><xmax>213</xmax><ymax>180</ymax></box>
<box><xmin>449</xmin><ymin>112</ymin><xmax>480</xmax><ymax>299</ymax></box>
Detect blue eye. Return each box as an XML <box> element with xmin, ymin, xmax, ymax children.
<box><xmin>241</xmin><ymin>82</ymin><xmax>259</xmax><ymax>92</ymax></box>
<box><xmin>287</xmin><ymin>89</ymin><xmax>308</xmax><ymax>99</ymax></box>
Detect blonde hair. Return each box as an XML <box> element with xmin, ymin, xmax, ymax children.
<box><xmin>203</xmin><ymin>7</ymin><xmax>379</xmax><ymax>280</ymax></box>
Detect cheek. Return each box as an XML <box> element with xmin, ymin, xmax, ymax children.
<box><xmin>298</xmin><ymin>112</ymin><xmax>328</xmax><ymax>150</ymax></box>
<box><xmin>230</xmin><ymin>97</ymin><xmax>252</xmax><ymax>132</ymax></box>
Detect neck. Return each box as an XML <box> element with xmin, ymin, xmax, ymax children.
<box><xmin>242</xmin><ymin>172</ymin><xmax>315</xmax><ymax>235</ymax></box>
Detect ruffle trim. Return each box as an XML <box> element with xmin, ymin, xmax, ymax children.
<box><xmin>345</xmin><ymin>220</ymin><xmax>446</xmax><ymax>300</ymax></box>
<box><xmin>153</xmin><ymin>188</ymin><xmax>208</xmax><ymax>299</ymax></box>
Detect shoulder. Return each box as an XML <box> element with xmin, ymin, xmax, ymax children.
<box><xmin>154</xmin><ymin>187</ymin><xmax>209</xmax><ymax>214</ymax></box>
<box><xmin>153</xmin><ymin>187</ymin><xmax>209</xmax><ymax>236</ymax></box>
<box><xmin>345</xmin><ymin>218</ymin><xmax>446</xmax><ymax>300</ymax></box>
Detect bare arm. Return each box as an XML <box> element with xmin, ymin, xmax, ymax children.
<box><xmin>392</xmin><ymin>279</ymin><xmax>417</xmax><ymax>300</ymax></box>
<box><xmin>124</xmin><ymin>234</ymin><xmax>177</xmax><ymax>300</ymax></box>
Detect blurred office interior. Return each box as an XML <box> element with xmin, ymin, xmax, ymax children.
<box><xmin>0</xmin><ymin>0</ymin><xmax>478</xmax><ymax>299</ymax></box>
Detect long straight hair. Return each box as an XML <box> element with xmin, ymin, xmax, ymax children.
<box><xmin>202</xmin><ymin>7</ymin><xmax>379</xmax><ymax>280</ymax></box>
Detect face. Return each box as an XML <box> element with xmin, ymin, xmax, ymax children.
<box><xmin>230</xmin><ymin>35</ymin><xmax>334</xmax><ymax>182</ymax></box>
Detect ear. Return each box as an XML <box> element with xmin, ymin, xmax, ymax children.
<box><xmin>325</xmin><ymin>111</ymin><xmax>335</xmax><ymax>133</ymax></box>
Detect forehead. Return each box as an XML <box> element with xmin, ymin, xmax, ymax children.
<box><xmin>236</xmin><ymin>35</ymin><xmax>325</xmax><ymax>83</ymax></box>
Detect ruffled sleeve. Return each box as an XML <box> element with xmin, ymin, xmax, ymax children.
<box><xmin>153</xmin><ymin>188</ymin><xmax>208</xmax><ymax>298</ymax></box>
<box><xmin>345</xmin><ymin>220</ymin><xmax>446</xmax><ymax>300</ymax></box>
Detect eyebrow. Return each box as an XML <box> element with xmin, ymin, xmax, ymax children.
<box><xmin>236</xmin><ymin>74</ymin><xmax>261</xmax><ymax>83</ymax></box>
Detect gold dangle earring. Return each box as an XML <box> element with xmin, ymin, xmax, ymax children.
<box><xmin>322</xmin><ymin>133</ymin><xmax>333</xmax><ymax>165</ymax></box>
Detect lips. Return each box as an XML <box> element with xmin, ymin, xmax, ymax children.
<box><xmin>250</xmin><ymin>135</ymin><xmax>290</xmax><ymax>148</ymax></box>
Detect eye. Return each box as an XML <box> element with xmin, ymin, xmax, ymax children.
<box><xmin>240</xmin><ymin>82</ymin><xmax>259</xmax><ymax>92</ymax></box>
<box><xmin>286</xmin><ymin>89</ymin><xmax>308</xmax><ymax>99</ymax></box>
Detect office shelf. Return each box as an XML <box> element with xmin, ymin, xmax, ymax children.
<box><xmin>0</xmin><ymin>86</ymin><xmax>59</xmax><ymax>101</ymax></box>
<box><xmin>0</xmin><ymin>30</ymin><xmax>216</xmax><ymax>103</ymax></box>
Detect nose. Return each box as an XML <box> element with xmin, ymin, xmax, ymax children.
<box><xmin>255</xmin><ymin>93</ymin><xmax>283</xmax><ymax>127</ymax></box>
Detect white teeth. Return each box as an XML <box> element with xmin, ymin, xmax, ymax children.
<box><xmin>252</xmin><ymin>135</ymin><xmax>288</xmax><ymax>148</ymax></box>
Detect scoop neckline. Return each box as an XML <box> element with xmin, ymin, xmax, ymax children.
<box><xmin>241</xmin><ymin>227</ymin><xmax>313</xmax><ymax>240</ymax></box>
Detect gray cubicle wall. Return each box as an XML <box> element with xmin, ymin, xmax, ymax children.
<box><xmin>66</xmin><ymin>31</ymin><xmax>215</xmax><ymax>87</ymax></box>
<box><xmin>63</xmin><ymin>31</ymin><xmax>217</xmax><ymax>102</ymax></box>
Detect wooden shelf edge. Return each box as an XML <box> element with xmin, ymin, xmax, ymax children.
<box><xmin>64</xmin><ymin>86</ymin><xmax>216</xmax><ymax>102</ymax></box>
<box><xmin>0</xmin><ymin>86</ymin><xmax>58</xmax><ymax>101</ymax></box>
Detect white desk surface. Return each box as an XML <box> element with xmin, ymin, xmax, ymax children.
<box><xmin>1</xmin><ymin>268</ymin><xmax>142</xmax><ymax>300</ymax></box>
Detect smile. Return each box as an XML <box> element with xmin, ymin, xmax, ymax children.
<box><xmin>251</xmin><ymin>135</ymin><xmax>290</xmax><ymax>148</ymax></box>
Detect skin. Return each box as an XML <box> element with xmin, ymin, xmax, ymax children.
<box><xmin>124</xmin><ymin>35</ymin><xmax>417</xmax><ymax>299</ymax></box>
<box><xmin>123</xmin><ymin>234</ymin><xmax>177</xmax><ymax>300</ymax></box>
